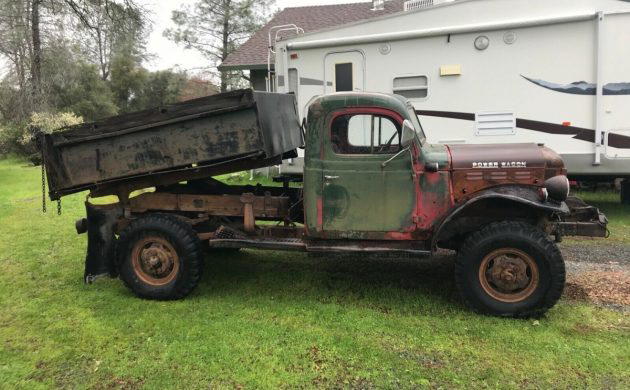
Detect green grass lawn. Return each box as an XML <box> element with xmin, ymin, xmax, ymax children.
<box><xmin>1</xmin><ymin>157</ymin><xmax>629</xmax><ymax>389</ymax></box>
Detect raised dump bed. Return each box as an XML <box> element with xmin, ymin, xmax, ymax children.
<box><xmin>41</xmin><ymin>89</ymin><xmax>302</xmax><ymax>200</ymax></box>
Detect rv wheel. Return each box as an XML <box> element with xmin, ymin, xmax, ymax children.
<box><xmin>117</xmin><ymin>213</ymin><xmax>203</xmax><ymax>300</ymax></box>
<box><xmin>454</xmin><ymin>221</ymin><xmax>565</xmax><ymax>318</ymax></box>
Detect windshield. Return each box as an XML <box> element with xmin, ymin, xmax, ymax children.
<box><xmin>407</xmin><ymin>105</ymin><xmax>426</xmax><ymax>143</ymax></box>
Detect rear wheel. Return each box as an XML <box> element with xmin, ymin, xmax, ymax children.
<box><xmin>117</xmin><ymin>214</ymin><xmax>203</xmax><ymax>300</ymax></box>
<box><xmin>455</xmin><ymin>221</ymin><xmax>565</xmax><ymax>317</ymax></box>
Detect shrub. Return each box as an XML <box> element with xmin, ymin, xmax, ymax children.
<box><xmin>0</xmin><ymin>112</ymin><xmax>83</xmax><ymax>163</ymax></box>
<box><xmin>0</xmin><ymin>122</ymin><xmax>27</xmax><ymax>157</ymax></box>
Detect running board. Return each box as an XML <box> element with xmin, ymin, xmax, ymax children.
<box><xmin>209</xmin><ymin>238</ymin><xmax>306</xmax><ymax>251</ymax></box>
<box><xmin>208</xmin><ymin>238</ymin><xmax>431</xmax><ymax>255</ymax></box>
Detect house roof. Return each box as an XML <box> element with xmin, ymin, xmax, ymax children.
<box><xmin>219</xmin><ymin>0</ymin><xmax>406</xmax><ymax>70</ymax></box>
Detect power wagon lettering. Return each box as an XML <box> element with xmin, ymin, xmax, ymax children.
<box><xmin>472</xmin><ymin>161</ymin><xmax>527</xmax><ymax>168</ymax></box>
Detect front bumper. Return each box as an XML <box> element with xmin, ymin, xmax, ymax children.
<box><xmin>549</xmin><ymin>196</ymin><xmax>608</xmax><ymax>238</ymax></box>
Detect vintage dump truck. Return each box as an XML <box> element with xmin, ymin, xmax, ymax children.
<box><xmin>41</xmin><ymin>89</ymin><xmax>608</xmax><ymax>317</ymax></box>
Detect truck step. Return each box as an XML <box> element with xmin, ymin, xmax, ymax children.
<box><xmin>207</xmin><ymin>237</ymin><xmax>430</xmax><ymax>255</ymax></box>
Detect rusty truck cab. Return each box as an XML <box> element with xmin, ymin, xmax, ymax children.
<box><xmin>303</xmin><ymin>93</ymin><xmax>452</xmax><ymax>244</ymax></box>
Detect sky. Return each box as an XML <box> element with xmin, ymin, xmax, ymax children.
<box><xmin>141</xmin><ymin>0</ymin><xmax>368</xmax><ymax>71</ymax></box>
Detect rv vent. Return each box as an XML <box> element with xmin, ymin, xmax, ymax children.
<box><xmin>475</xmin><ymin>112</ymin><xmax>516</xmax><ymax>136</ymax></box>
<box><xmin>404</xmin><ymin>0</ymin><xmax>453</xmax><ymax>11</ymax></box>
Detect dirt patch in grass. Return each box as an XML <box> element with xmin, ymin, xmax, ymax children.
<box><xmin>396</xmin><ymin>349</ymin><xmax>445</xmax><ymax>369</ymax></box>
<box><xmin>304</xmin><ymin>345</ymin><xmax>376</xmax><ymax>389</ymax></box>
<box><xmin>565</xmin><ymin>271</ymin><xmax>630</xmax><ymax>307</ymax></box>
<box><xmin>95</xmin><ymin>377</ymin><xmax>144</xmax><ymax>390</ymax></box>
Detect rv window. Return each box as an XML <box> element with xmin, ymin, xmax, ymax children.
<box><xmin>331</xmin><ymin>114</ymin><xmax>401</xmax><ymax>154</ymax></box>
<box><xmin>288</xmin><ymin>68</ymin><xmax>299</xmax><ymax>100</ymax></box>
<box><xmin>335</xmin><ymin>63</ymin><xmax>353</xmax><ymax>92</ymax></box>
<box><xmin>393</xmin><ymin>76</ymin><xmax>428</xmax><ymax>99</ymax></box>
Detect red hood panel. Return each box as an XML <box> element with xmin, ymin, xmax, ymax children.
<box><xmin>448</xmin><ymin>143</ymin><xmax>546</xmax><ymax>170</ymax></box>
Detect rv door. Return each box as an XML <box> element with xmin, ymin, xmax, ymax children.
<box><xmin>324</xmin><ymin>51</ymin><xmax>365</xmax><ymax>94</ymax></box>
<box><xmin>600</xmin><ymin>14</ymin><xmax>630</xmax><ymax>160</ymax></box>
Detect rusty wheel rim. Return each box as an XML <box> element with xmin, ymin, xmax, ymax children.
<box><xmin>131</xmin><ymin>237</ymin><xmax>179</xmax><ymax>286</ymax></box>
<box><xmin>478</xmin><ymin>248</ymin><xmax>539</xmax><ymax>303</ymax></box>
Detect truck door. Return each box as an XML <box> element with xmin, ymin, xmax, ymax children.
<box><xmin>320</xmin><ymin>108</ymin><xmax>416</xmax><ymax>235</ymax></box>
<box><xmin>324</xmin><ymin>51</ymin><xmax>365</xmax><ymax>94</ymax></box>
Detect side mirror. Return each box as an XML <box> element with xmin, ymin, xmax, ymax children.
<box><xmin>401</xmin><ymin>119</ymin><xmax>415</xmax><ymax>148</ymax></box>
<box><xmin>381</xmin><ymin>119</ymin><xmax>416</xmax><ymax>169</ymax></box>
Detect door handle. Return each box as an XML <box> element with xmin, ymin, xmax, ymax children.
<box><xmin>324</xmin><ymin>175</ymin><xmax>339</xmax><ymax>180</ymax></box>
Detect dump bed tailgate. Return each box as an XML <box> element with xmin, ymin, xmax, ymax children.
<box><xmin>41</xmin><ymin>89</ymin><xmax>302</xmax><ymax>199</ymax></box>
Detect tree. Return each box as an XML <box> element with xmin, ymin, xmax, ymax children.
<box><xmin>0</xmin><ymin>0</ymin><xmax>147</xmax><ymax>116</ymax></box>
<box><xmin>0</xmin><ymin>0</ymin><xmax>194</xmax><ymax>160</ymax></box>
<box><xmin>28</xmin><ymin>0</ymin><xmax>146</xmax><ymax>99</ymax></box>
<box><xmin>165</xmin><ymin>0</ymin><xmax>273</xmax><ymax>92</ymax></box>
<box><xmin>0</xmin><ymin>0</ymin><xmax>37</xmax><ymax>119</ymax></box>
<box><xmin>51</xmin><ymin>61</ymin><xmax>118</xmax><ymax>121</ymax></box>
<box><xmin>135</xmin><ymin>70</ymin><xmax>187</xmax><ymax>109</ymax></box>
<box><xmin>109</xmin><ymin>47</ymin><xmax>188</xmax><ymax>113</ymax></box>
<box><xmin>108</xmin><ymin>44</ymin><xmax>148</xmax><ymax>113</ymax></box>
<box><xmin>73</xmin><ymin>0</ymin><xmax>147</xmax><ymax>81</ymax></box>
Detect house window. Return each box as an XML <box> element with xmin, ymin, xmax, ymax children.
<box><xmin>393</xmin><ymin>75</ymin><xmax>428</xmax><ymax>99</ymax></box>
<box><xmin>335</xmin><ymin>63</ymin><xmax>353</xmax><ymax>92</ymax></box>
<box><xmin>288</xmin><ymin>68</ymin><xmax>299</xmax><ymax>100</ymax></box>
<box><xmin>331</xmin><ymin>114</ymin><xmax>401</xmax><ymax>154</ymax></box>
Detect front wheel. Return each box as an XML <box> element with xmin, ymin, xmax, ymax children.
<box><xmin>454</xmin><ymin>221</ymin><xmax>565</xmax><ymax>317</ymax></box>
<box><xmin>117</xmin><ymin>214</ymin><xmax>204</xmax><ymax>300</ymax></box>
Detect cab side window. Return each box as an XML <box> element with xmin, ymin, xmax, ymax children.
<box><xmin>331</xmin><ymin>114</ymin><xmax>401</xmax><ymax>154</ymax></box>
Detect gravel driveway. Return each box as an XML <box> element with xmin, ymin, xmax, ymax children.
<box><xmin>558</xmin><ymin>241</ymin><xmax>630</xmax><ymax>309</ymax></box>
<box><xmin>559</xmin><ymin>241</ymin><xmax>630</xmax><ymax>273</ymax></box>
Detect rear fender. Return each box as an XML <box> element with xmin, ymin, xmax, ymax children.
<box><xmin>431</xmin><ymin>186</ymin><xmax>568</xmax><ymax>251</ymax></box>
<box><xmin>84</xmin><ymin>202</ymin><xmax>123</xmax><ymax>282</ymax></box>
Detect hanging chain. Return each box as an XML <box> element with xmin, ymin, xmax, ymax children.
<box><xmin>41</xmin><ymin>140</ymin><xmax>47</xmax><ymax>213</ymax></box>
<box><xmin>57</xmin><ymin>199</ymin><xmax>62</xmax><ymax>215</ymax></box>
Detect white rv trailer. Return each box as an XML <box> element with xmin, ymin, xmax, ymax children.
<box><xmin>272</xmin><ymin>0</ymin><xmax>630</xmax><ymax>201</ymax></box>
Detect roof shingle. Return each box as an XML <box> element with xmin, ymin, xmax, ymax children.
<box><xmin>220</xmin><ymin>1</ymin><xmax>405</xmax><ymax>70</ymax></box>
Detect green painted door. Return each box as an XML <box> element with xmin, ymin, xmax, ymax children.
<box><xmin>321</xmin><ymin>109</ymin><xmax>416</xmax><ymax>235</ymax></box>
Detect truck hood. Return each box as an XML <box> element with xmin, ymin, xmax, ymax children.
<box><xmin>447</xmin><ymin>143</ymin><xmax>557</xmax><ymax>171</ymax></box>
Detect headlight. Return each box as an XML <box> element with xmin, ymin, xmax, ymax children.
<box><xmin>544</xmin><ymin>175</ymin><xmax>570</xmax><ymax>202</ymax></box>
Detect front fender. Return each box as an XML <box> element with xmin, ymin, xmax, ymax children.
<box><xmin>431</xmin><ymin>185</ymin><xmax>568</xmax><ymax>251</ymax></box>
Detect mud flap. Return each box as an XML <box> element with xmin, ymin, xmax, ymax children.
<box><xmin>84</xmin><ymin>203</ymin><xmax>123</xmax><ymax>283</ymax></box>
